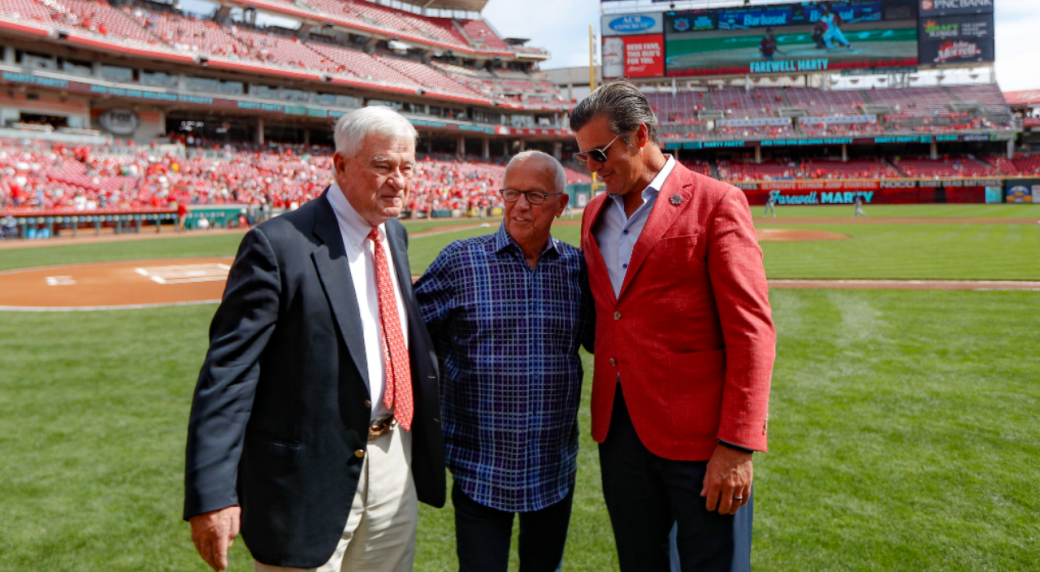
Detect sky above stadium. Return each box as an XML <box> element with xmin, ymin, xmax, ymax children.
<box><xmin>179</xmin><ymin>0</ymin><xmax>1040</xmax><ymax>91</ymax></box>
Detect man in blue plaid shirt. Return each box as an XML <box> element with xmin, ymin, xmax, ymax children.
<box><xmin>415</xmin><ymin>151</ymin><xmax>595</xmax><ymax>572</ymax></box>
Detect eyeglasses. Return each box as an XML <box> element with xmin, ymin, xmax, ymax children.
<box><xmin>500</xmin><ymin>189</ymin><xmax>561</xmax><ymax>205</ymax></box>
<box><xmin>575</xmin><ymin>134</ymin><xmax>621</xmax><ymax>164</ymax></box>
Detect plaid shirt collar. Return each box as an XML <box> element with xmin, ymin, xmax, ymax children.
<box><xmin>492</xmin><ymin>222</ymin><xmax>560</xmax><ymax>259</ymax></box>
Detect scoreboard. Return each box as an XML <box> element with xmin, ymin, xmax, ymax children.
<box><xmin>601</xmin><ymin>0</ymin><xmax>995</xmax><ymax>80</ymax></box>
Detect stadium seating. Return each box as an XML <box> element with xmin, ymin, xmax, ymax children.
<box><xmin>982</xmin><ymin>154</ymin><xmax>1020</xmax><ymax>176</ymax></box>
<box><xmin>799</xmin><ymin>159</ymin><xmax>901</xmax><ymax>179</ymax></box>
<box><xmin>716</xmin><ymin>159</ymin><xmax>801</xmax><ymax>182</ymax></box>
<box><xmin>128</xmin><ymin>10</ymin><xmax>259</xmax><ymax>61</ymax></box>
<box><xmin>784</xmin><ymin>87</ymin><xmax>866</xmax><ymax>116</ymax></box>
<box><xmin>0</xmin><ymin>140</ymin><xmax>591</xmax><ymax>214</ymax></box>
<box><xmin>679</xmin><ymin>160</ymin><xmax>712</xmax><ymax>177</ymax></box>
<box><xmin>948</xmin><ymin>84</ymin><xmax>1011</xmax><ymax>115</ymax></box>
<box><xmin>892</xmin><ymin>156</ymin><xmax>1001</xmax><ymax>178</ymax></box>
<box><xmin>374</xmin><ymin>55</ymin><xmax>486</xmax><ymax>101</ymax></box>
<box><xmin>1011</xmin><ymin>154</ymin><xmax>1040</xmax><ymax>175</ymax></box>
<box><xmin>711</xmin><ymin>88</ymin><xmax>786</xmax><ymax>119</ymax></box>
<box><xmin>459</xmin><ymin>18</ymin><xmax>511</xmax><ymax>52</ymax></box>
<box><xmin>308</xmin><ymin>43</ymin><xmax>421</xmax><ymax>88</ymax></box>
<box><xmin>866</xmin><ymin>87</ymin><xmax>956</xmax><ymax>115</ymax></box>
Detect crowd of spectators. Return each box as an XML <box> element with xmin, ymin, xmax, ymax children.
<box><xmin>0</xmin><ymin>141</ymin><xmax>591</xmax><ymax>215</ymax></box>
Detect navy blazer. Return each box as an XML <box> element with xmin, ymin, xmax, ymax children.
<box><xmin>183</xmin><ymin>190</ymin><xmax>445</xmax><ymax>568</ymax></box>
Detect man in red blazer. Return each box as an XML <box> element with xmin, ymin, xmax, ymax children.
<box><xmin>571</xmin><ymin>80</ymin><xmax>775</xmax><ymax>572</ymax></box>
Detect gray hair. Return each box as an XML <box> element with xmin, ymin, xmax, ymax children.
<box><xmin>568</xmin><ymin>79</ymin><xmax>659</xmax><ymax>145</ymax></box>
<box><xmin>334</xmin><ymin>106</ymin><xmax>418</xmax><ymax>157</ymax></box>
<box><xmin>507</xmin><ymin>150</ymin><xmax>567</xmax><ymax>194</ymax></box>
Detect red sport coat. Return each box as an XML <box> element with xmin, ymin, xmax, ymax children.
<box><xmin>581</xmin><ymin>162</ymin><xmax>775</xmax><ymax>460</ymax></box>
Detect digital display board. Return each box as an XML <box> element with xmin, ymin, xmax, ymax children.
<box><xmin>664</xmin><ymin>2</ymin><xmax>918</xmax><ymax>77</ymax></box>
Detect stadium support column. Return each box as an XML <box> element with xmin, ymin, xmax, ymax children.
<box><xmin>519</xmin><ymin>139</ymin><xmax>526</xmax><ymax>152</ymax></box>
<box><xmin>482</xmin><ymin>139</ymin><xmax>490</xmax><ymax>159</ymax></box>
<box><xmin>553</xmin><ymin>141</ymin><xmax>562</xmax><ymax>161</ymax></box>
<box><xmin>755</xmin><ymin>145</ymin><xmax>762</xmax><ymax>164</ymax></box>
<box><xmin>257</xmin><ymin>117</ymin><xmax>264</xmax><ymax>145</ymax></box>
<box><xmin>2</xmin><ymin>46</ymin><xmax>12</xmax><ymax>65</ymax></box>
<box><xmin>458</xmin><ymin>135</ymin><xmax>466</xmax><ymax>157</ymax></box>
<box><xmin>842</xmin><ymin>144</ymin><xmax>848</xmax><ymax>162</ymax></box>
<box><xmin>930</xmin><ymin>140</ymin><xmax>938</xmax><ymax>160</ymax></box>
<box><xmin>1008</xmin><ymin>138</ymin><xmax>1015</xmax><ymax>160</ymax></box>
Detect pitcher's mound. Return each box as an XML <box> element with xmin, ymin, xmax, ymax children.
<box><xmin>756</xmin><ymin>229</ymin><xmax>849</xmax><ymax>242</ymax></box>
<box><xmin>0</xmin><ymin>257</ymin><xmax>234</xmax><ymax>310</ymax></box>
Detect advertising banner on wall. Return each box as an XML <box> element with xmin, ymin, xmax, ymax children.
<box><xmin>664</xmin><ymin>1</ymin><xmax>918</xmax><ymax>77</ymax></box>
<box><xmin>918</xmin><ymin>13</ymin><xmax>993</xmax><ymax>42</ymax></box>
<box><xmin>918</xmin><ymin>0</ymin><xmax>993</xmax><ymax>17</ymax></box>
<box><xmin>603</xmin><ymin>34</ymin><xmax>665</xmax><ymax>79</ymax></box>
<box><xmin>1005</xmin><ymin>180</ymin><xmax>1040</xmax><ymax>203</ymax></box>
<box><xmin>601</xmin><ymin>13</ymin><xmax>664</xmax><ymax>36</ymax></box>
<box><xmin>919</xmin><ymin>38</ymin><xmax>994</xmax><ymax>65</ymax></box>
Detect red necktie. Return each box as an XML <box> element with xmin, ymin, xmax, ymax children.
<box><xmin>367</xmin><ymin>227</ymin><xmax>413</xmax><ymax>431</ymax></box>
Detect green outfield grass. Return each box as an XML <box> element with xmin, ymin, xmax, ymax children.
<box><xmin>749</xmin><ymin>204</ymin><xmax>1040</xmax><ymax>219</ymax></box>
<box><xmin>0</xmin><ymin>208</ymin><xmax>1038</xmax><ymax>571</ymax></box>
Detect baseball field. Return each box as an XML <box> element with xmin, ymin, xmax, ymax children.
<box><xmin>1</xmin><ymin>204</ymin><xmax>1038</xmax><ymax>571</ymax></box>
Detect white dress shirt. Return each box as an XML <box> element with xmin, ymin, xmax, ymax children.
<box><xmin>326</xmin><ymin>183</ymin><xmax>409</xmax><ymax>421</ymax></box>
<box><xmin>592</xmin><ymin>155</ymin><xmax>676</xmax><ymax>297</ymax></box>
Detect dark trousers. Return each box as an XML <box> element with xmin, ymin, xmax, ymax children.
<box><xmin>599</xmin><ymin>386</ymin><xmax>753</xmax><ymax>572</ymax></box>
<box><xmin>453</xmin><ymin>480</ymin><xmax>573</xmax><ymax>572</ymax></box>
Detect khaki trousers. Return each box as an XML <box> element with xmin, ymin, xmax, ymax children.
<box><xmin>256</xmin><ymin>424</ymin><xmax>417</xmax><ymax>572</ymax></box>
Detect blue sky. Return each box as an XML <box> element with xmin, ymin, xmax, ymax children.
<box><xmin>180</xmin><ymin>0</ymin><xmax>1039</xmax><ymax>91</ymax></box>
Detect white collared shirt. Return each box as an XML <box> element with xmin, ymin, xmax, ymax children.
<box><xmin>592</xmin><ymin>155</ymin><xmax>677</xmax><ymax>297</ymax></box>
<box><xmin>326</xmin><ymin>183</ymin><xmax>409</xmax><ymax>421</ymax></box>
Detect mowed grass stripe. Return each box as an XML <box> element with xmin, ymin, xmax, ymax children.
<box><xmin>1</xmin><ymin>291</ymin><xmax>1038</xmax><ymax>570</ymax></box>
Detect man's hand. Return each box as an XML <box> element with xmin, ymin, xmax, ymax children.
<box><xmin>700</xmin><ymin>444</ymin><xmax>753</xmax><ymax>515</ymax></box>
<box><xmin>189</xmin><ymin>506</ymin><xmax>241</xmax><ymax>571</ymax></box>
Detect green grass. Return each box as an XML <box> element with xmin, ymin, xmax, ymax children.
<box><xmin>750</xmin><ymin>204</ymin><xmax>1040</xmax><ymax>219</ymax></box>
<box><xmin>1</xmin><ymin>208</ymin><xmax>1039</xmax><ymax>570</ymax></box>
<box><xmin>1</xmin><ymin>290</ymin><xmax>1037</xmax><ymax>571</ymax></box>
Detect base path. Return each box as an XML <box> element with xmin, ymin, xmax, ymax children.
<box><xmin>0</xmin><ymin>258</ymin><xmax>233</xmax><ymax>310</ymax></box>
<box><xmin>1</xmin><ymin>258</ymin><xmax>1037</xmax><ymax>311</ymax></box>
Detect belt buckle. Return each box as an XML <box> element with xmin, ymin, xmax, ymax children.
<box><xmin>368</xmin><ymin>417</ymin><xmax>396</xmax><ymax>441</ymax></box>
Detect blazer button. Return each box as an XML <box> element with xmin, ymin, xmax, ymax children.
<box><xmin>609</xmin><ymin>358</ymin><xmax>617</xmax><ymax>366</ymax></box>
<box><xmin>364</xmin><ymin>400</ymin><xmax>371</xmax><ymax>408</ymax></box>
<box><xmin>614</xmin><ymin>311</ymin><xmax>622</xmax><ymax>321</ymax></box>
<box><xmin>355</xmin><ymin>449</ymin><xmax>366</xmax><ymax>458</ymax></box>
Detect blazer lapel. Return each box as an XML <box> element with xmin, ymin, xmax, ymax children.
<box><xmin>581</xmin><ymin>194</ymin><xmax>618</xmax><ymax>306</ymax></box>
<box><xmin>311</xmin><ymin>190</ymin><xmax>370</xmax><ymax>389</ymax></box>
<box><xmin>617</xmin><ymin>165</ymin><xmax>694</xmax><ymax>299</ymax></box>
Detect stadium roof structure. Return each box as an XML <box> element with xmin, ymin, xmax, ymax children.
<box><xmin>393</xmin><ymin>0</ymin><xmax>489</xmax><ymax>13</ymax></box>
<box><xmin>1004</xmin><ymin>90</ymin><xmax>1040</xmax><ymax>107</ymax></box>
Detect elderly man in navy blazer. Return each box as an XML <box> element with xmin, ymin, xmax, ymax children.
<box><xmin>183</xmin><ymin>106</ymin><xmax>444</xmax><ymax>572</ymax></box>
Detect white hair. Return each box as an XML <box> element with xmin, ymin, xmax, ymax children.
<box><xmin>333</xmin><ymin>106</ymin><xmax>418</xmax><ymax>158</ymax></box>
<box><xmin>507</xmin><ymin>150</ymin><xmax>567</xmax><ymax>194</ymax></box>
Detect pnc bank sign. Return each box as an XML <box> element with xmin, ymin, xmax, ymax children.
<box><xmin>920</xmin><ymin>0</ymin><xmax>993</xmax><ymax>12</ymax></box>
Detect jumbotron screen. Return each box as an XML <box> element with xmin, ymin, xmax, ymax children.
<box><xmin>663</xmin><ymin>1</ymin><xmax>919</xmax><ymax>77</ymax></box>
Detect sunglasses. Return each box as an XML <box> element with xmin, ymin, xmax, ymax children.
<box><xmin>575</xmin><ymin>134</ymin><xmax>621</xmax><ymax>164</ymax></box>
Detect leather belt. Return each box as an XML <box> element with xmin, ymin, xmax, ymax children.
<box><xmin>368</xmin><ymin>417</ymin><xmax>396</xmax><ymax>441</ymax></box>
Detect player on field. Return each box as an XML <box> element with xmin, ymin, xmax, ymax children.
<box><xmin>820</xmin><ymin>5</ymin><xmax>853</xmax><ymax>51</ymax></box>
<box><xmin>759</xmin><ymin>28</ymin><xmax>786</xmax><ymax>61</ymax></box>
<box><xmin>764</xmin><ymin>193</ymin><xmax>777</xmax><ymax>217</ymax></box>
<box><xmin>854</xmin><ymin>193</ymin><xmax>866</xmax><ymax>217</ymax></box>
